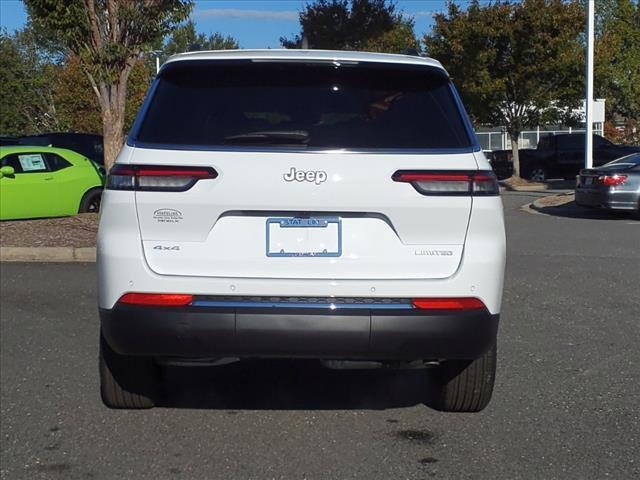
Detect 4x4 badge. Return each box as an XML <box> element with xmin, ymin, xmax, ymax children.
<box><xmin>283</xmin><ymin>167</ymin><xmax>327</xmax><ymax>185</ymax></box>
<box><xmin>153</xmin><ymin>245</ymin><xmax>180</xmax><ymax>251</ymax></box>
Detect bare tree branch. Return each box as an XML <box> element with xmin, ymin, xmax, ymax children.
<box><xmin>83</xmin><ymin>0</ymin><xmax>103</xmax><ymax>50</ymax></box>
<box><xmin>107</xmin><ymin>0</ymin><xmax>118</xmax><ymax>43</ymax></box>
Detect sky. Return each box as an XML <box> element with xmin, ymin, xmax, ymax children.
<box><xmin>0</xmin><ymin>0</ymin><xmax>489</xmax><ymax>49</ymax></box>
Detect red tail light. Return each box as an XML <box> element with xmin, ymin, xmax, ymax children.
<box><xmin>118</xmin><ymin>293</ymin><xmax>193</xmax><ymax>307</ymax></box>
<box><xmin>412</xmin><ymin>297</ymin><xmax>486</xmax><ymax>310</ymax></box>
<box><xmin>598</xmin><ymin>174</ymin><xmax>627</xmax><ymax>186</ymax></box>
<box><xmin>393</xmin><ymin>170</ymin><xmax>499</xmax><ymax>196</ymax></box>
<box><xmin>107</xmin><ymin>165</ymin><xmax>217</xmax><ymax>191</ymax></box>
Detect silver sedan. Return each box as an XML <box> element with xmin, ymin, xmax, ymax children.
<box><xmin>576</xmin><ymin>153</ymin><xmax>640</xmax><ymax>213</ymax></box>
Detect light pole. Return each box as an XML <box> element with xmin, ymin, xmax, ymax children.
<box><xmin>152</xmin><ymin>50</ymin><xmax>162</xmax><ymax>74</ymax></box>
<box><xmin>144</xmin><ymin>49</ymin><xmax>163</xmax><ymax>74</ymax></box>
<box><xmin>585</xmin><ymin>0</ymin><xmax>595</xmax><ymax>169</ymax></box>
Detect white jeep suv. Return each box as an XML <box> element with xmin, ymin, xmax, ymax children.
<box><xmin>97</xmin><ymin>50</ymin><xmax>506</xmax><ymax>412</ymax></box>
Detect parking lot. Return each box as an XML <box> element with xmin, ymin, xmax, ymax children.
<box><xmin>1</xmin><ymin>191</ymin><xmax>639</xmax><ymax>480</ymax></box>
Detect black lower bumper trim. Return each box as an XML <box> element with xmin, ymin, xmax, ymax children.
<box><xmin>100</xmin><ymin>305</ymin><xmax>499</xmax><ymax>361</ymax></box>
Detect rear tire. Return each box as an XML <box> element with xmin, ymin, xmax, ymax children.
<box><xmin>99</xmin><ymin>333</ymin><xmax>159</xmax><ymax>409</ymax></box>
<box><xmin>527</xmin><ymin>167</ymin><xmax>547</xmax><ymax>182</ymax></box>
<box><xmin>434</xmin><ymin>343</ymin><xmax>497</xmax><ymax>412</ymax></box>
<box><xmin>79</xmin><ymin>188</ymin><xmax>102</xmax><ymax>213</ymax></box>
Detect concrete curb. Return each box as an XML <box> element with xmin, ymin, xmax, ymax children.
<box><xmin>530</xmin><ymin>197</ymin><xmax>550</xmax><ymax>212</ymax></box>
<box><xmin>520</xmin><ymin>202</ymin><xmax>543</xmax><ymax>215</ymax></box>
<box><xmin>530</xmin><ymin>194</ymin><xmax>574</xmax><ymax>213</ymax></box>
<box><xmin>500</xmin><ymin>183</ymin><xmax>551</xmax><ymax>192</ymax></box>
<box><xmin>502</xmin><ymin>183</ymin><xmax>548</xmax><ymax>192</ymax></box>
<box><xmin>0</xmin><ymin>246</ymin><xmax>96</xmax><ymax>262</ymax></box>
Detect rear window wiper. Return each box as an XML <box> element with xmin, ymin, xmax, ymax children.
<box><xmin>222</xmin><ymin>130</ymin><xmax>309</xmax><ymax>146</ymax></box>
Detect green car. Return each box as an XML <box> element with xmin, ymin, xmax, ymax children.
<box><xmin>0</xmin><ymin>146</ymin><xmax>104</xmax><ymax>220</ymax></box>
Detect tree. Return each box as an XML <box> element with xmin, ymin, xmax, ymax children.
<box><xmin>281</xmin><ymin>0</ymin><xmax>403</xmax><ymax>50</ymax></box>
<box><xmin>163</xmin><ymin>20</ymin><xmax>238</xmax><ymax>57</ymax></box>
<box><xmin>361</xmin><ymin>20</ymin><xmax>420</xmax><ymax>53</ymax></box>
<box><xmin>425</xmin><ymin>0</ymin><xmax>584</xmax><ymax>178</ymax></box>
<box><xmin>53</xmin><ymin>54</ymin><xmax>152</xmax><ymax>135</ymax></box>
<box><xmin>143</xmin><ymin>21</ymin><xmax>238</xmax><ymax>77</ymax></box>
<box><xmin>24</xmin><ymin>0</ymin><xmax>193</xmax><ymax>170</ymax></box>
<box><xmin>595</xmin><ymin>0</ymin><xmax>640</xmax><ymax>131</ymax></box>
<box><xmin>52</xmin><ymin>55</ymin><xmax>102</xmax><ymax>134</ymax></box>
<box><xmin>0</xmin><ymin>28</ymin><xmax>58</xmax><ymax>135</ymax></box>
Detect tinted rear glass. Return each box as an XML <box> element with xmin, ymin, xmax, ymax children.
<box><xmin>609</xmin><ymin>153</ymin><xmax>640</xmax><ymax>166</ymax></box>
<box><xmin>134</xmin><ymin>60</ymin><xmax>473</xmax><ymax>150</ymax></box>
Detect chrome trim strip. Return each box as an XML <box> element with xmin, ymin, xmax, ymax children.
<box><xmin>190</xmin><ymin>300</ymin><xmax>413</xmax><ymax>310</ymax></box>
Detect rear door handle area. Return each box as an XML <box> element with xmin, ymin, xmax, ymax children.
<box><xmin>44</xmin><ymin>177</ymin><xmax>54</xmax><ymax>181</ymax></box>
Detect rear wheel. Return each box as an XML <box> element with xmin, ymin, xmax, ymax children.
<box><xmin>433</xmin><ymin>343</ymin><xmax>497</xmax><ymax>412</ymax></box>
<box><xmin>79</xmin><ymin>188</ymin><xmax>102</xmax><ymax>213</ymax></box>
<box><xmin>527</xmin><ymin>167</ymin><xmax>547</xmax><ymax>182</ymax></box>
<box><xmin>99</xmin><ymin>333</ymin><xmax>159</xmax><ymax>409</ymax></box>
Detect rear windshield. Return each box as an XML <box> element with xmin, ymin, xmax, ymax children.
<box><xmin>609</xmin><ymin>153</ymin><xmax>640</xmax><ymax>165</ymax></box>
<box><xmin>133</xmin><ymin>60</ymin><xmax>474</xmax><ymax>150</ymax></box>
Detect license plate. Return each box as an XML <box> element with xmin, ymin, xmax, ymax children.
<box><xmin>584</xmin><ymin>177</ymin><xmax>594</xmax><ymax>185</ymax></box>
<box><xmin>266</xmin><ymin>217</ymin><xmax>341</xmax><ymax>257</ymax></box>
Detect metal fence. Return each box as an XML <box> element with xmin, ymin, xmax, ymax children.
<box><xmin>476</xmin><ymin>124</ymin><xmax>605</xmax><ymax>151</ymax></box>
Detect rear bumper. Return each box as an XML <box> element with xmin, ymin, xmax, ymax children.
<box><xmin>100</xmin><ymin>305</ymin><xmax>499</xmax><ymax>361</ymax></box>
<box><xmin>576</xmin><ymin>188</ymin><xmax>639</xmax><ymax>211</ymax></box>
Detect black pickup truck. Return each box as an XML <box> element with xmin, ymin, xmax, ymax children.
<box><xmin>488</xmin><ymin>133</ymin><xmax>640</xmax><ymax>181</ymax></box>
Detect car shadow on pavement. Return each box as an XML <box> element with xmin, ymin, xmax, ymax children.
<box><xmin>535</xmin><ymin>201</ymin><xmax>639</xmax><ymax>221</ymax></box>
<box><xmin>544</xmin><ymin>179</ymin><xmax>576</xmax><ymax>190</ymax></box>
<box><xmin>157</xmin><ymin>360</ymin><xmax>442</xmax><ymax>410</ymax></box>
<box><xmin>500</xmin><ymin>179</ymin><xmax>575</xmax><ymax>193</ymax></box>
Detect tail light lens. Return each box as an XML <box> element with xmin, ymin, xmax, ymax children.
<box><xmin>412</xmin><ymin>297</ymin><xmax>486</xmax><ymax>310</ymax></box>
<box><xmin>107</xmin><ymin>165</ymin><xmax>217</xmax><ymax>191</ymax></box>
<box><xmin>118</xmin><ymin>293</ymin><xmax>193</xmax><ymax>307</ymax></box>
<box><xmin>393</xmin><ymin>171</ymin><xmax>499</xmax><ymax>196</ymax></box>
<box><xmin>598</xmin><ymin>174</ymin><xmax>627</xmax><ymax>186</ymax></box>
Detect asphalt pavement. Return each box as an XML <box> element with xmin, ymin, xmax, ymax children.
<box><xmin>1</xmin><ymin>192</ymin><xmax>639</xmax><ymax>480</ymax></box>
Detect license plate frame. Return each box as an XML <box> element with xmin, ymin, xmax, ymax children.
<box><xmin>266</xmin><ymin>217</ymin><xmax>342</xmax><ymax>257</ymax></box>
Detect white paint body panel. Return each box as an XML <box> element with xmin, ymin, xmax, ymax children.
<box><xmin>97</xmin><ymin>188</ymin><xmax>505</xmax><ymax>313</ymax></box>
<box><xmin>98</xmin><ymin>149</ymin><xmax>505</xmax><ymax>313</ymax></box>
<box><xmin>130</xmin><ymin>148</ymin><xmax>475</xmax><ymax>280</ymax></box>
